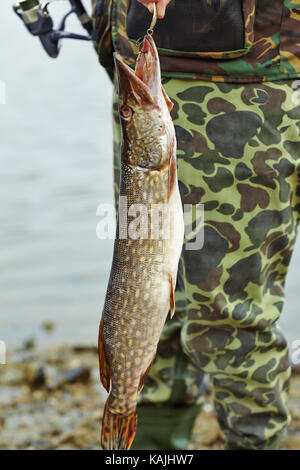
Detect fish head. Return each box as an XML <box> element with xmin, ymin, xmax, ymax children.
<box><xmin>114</xmin><ymin>34</ymin><xmax>175</xmax><ymax>169</ymax></box>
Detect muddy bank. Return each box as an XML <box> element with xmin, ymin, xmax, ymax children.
<box><xmin>1</xmin><ymin>344</ymin><xmax>300</xmax><ymax>450</ymax></box>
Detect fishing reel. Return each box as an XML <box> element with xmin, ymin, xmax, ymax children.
<box><xmin>13</xmin><ymin>0</ymin><xmax>93</xmax><ymax>58</ymax></box>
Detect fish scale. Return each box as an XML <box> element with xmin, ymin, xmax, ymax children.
<box><xmin>99</xmin><ymin>34</ymin><xmax>184</xmax><ymax>450</ymax></box>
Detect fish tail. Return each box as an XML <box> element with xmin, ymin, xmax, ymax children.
<box><xmin>101</xmin><ymin>401</ymin><xmax>137</xmax><ymax>450</ymax></box>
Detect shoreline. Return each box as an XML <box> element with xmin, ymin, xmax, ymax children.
<box><xmin>1</xmin><ymin>343</ymin><xmax>300</xmax><ymax>450</ymax></box>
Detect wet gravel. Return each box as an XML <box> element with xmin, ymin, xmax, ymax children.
<box><xmin>1</xmin><ymin>344</ymin><xmax>300</xmax><ymax>450</ymax></box>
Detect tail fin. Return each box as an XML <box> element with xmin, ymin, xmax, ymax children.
<box><xmin>101</xmin><ymin>401</ymin><xmax>137</xmax><ymax>450</ymax></box>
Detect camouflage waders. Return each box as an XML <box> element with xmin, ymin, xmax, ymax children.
<box><xmin>92</xmin><ymin>0</ymin><xmax>300</xmax><ymax>450</ymax></box>
<box><xmin>112</xmin><ymin>78</ymin><xmax>300</xmax><ymax>450</ymax></box>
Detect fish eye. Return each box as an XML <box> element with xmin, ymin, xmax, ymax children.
<box><xmin>120</xmin><ymin>105</ymin><xmax>132</xmax><ymax>120</ymax></box>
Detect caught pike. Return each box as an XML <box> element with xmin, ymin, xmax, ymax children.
<box><xmin>99</xmin><ymin>33</ymin><xmax>184</xmax><ymax>450</ymax></box>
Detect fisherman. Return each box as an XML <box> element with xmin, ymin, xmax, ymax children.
<box><xmin>92</xmin><ymin>0</ymin><xmax>300</xmax><ymax>450</ymax></box>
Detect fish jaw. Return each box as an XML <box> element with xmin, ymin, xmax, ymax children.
<box><xmin>135</xmin><ymin>34</ymin><xmax>161</xmax><ymax>102</ymax></box>
<box><xmin>114</xmin><ymin>52</ymin><xmax>156</xmax><ymax>108</ymax></box>
<box><xmin>114</xmin><ymin>34</ymin><xmax>171</xmax><ymax>111</ymax></box>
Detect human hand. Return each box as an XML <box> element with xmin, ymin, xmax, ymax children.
<box><xmin>137</xmin><ymin>0</ymin><xmax>172</xmax><ymax>19</ymax></box>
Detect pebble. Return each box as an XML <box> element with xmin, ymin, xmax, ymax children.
<box><xmin>1</xmin><ymin>344</ymin><xmax>300</xmax><ymax>450</ymax></box>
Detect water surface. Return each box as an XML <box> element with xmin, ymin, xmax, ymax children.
<box><xmin>0</xmin><ymin>1</ymin><xmax>299</xmax><ymax>350</ymax></box>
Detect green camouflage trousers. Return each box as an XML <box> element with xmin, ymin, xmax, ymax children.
<box><xmin>112</xmin><ymin>78</ymin><xmax>300</xmax><ymax>450</ymax></box>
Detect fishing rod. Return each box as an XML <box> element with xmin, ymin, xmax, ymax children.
<box><xmin>13</xmin><ymin>0</ymin><xmax>93</xmax><ymax>58</ymax></box>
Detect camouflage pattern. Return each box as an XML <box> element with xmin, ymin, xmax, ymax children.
<box><xmin>112</xmin><ymin>77</ymin><xmax>300</xmax><ymax>450</ymax></box>
<box><xmin>92</xmin><ymin>0</ymin><xmax>115</xmax><ymax>80</ymax></box>
<box><xmin>93</xmin><ymin>0</ymin><xmax>300</xmax><ymax>451</ymax></box>
<box><xmin>92</xmin><ymin>0</ymin><xmax>300</xmax><ymax>83</ymax></box>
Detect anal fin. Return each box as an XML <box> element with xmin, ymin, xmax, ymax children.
<box><xmin>168</xmin><ymin>273</ymin><xmax>176</xmax><ymax>318</ymax></box>
<box><xmin>98</xmin><ymin>319</ymin><xmax>111</xmax><ymax>392</ymax></box>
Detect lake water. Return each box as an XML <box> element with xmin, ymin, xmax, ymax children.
<box><xmin>0</xmin><ymin>1</ymin><xmax>299</xmax><ymax>350</ymax></box>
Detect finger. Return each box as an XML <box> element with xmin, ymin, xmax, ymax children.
<box><xmin>147</xmin><ymin>2</ymin><xmax>154</xmax><ymax>14</ymax></box>
<box><xmin>138</xmin><ymin>0</ymin><xmax>155</xmax><ymax>4</ymax></box>
<box><xmin>156</xmin><ymin>1</ymin><xmax>166</xmax><ymax>19</ymax></box>
<box><xmin>138</xmin><ymin>0</ymin><xmax>157</xmax><ymax>9</ymax></box>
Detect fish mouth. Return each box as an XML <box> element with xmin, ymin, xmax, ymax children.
<box><xmin>135</xmin><ymin>34</ymin><xmax>161</xmax><ymax>97</ymax></box>
<box><xmin>114</xmin><ymin>34</ymin><xmax>161</xmax><ymax>106</ymax></box>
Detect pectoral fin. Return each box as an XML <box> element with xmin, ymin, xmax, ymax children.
<box><xmin>162</xmin><ymin>86</ymin><xmax>174</xmax><ymax>112</ymax></box>
<box><xmin>168</xmin><ymin>273</ymin><xmax>176</xmax><ymax>318</ymax></box>
<box><xmin>98</xmin><ymin>320</ymin><xmax>111</xmax><ymax>392</ymax></box>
